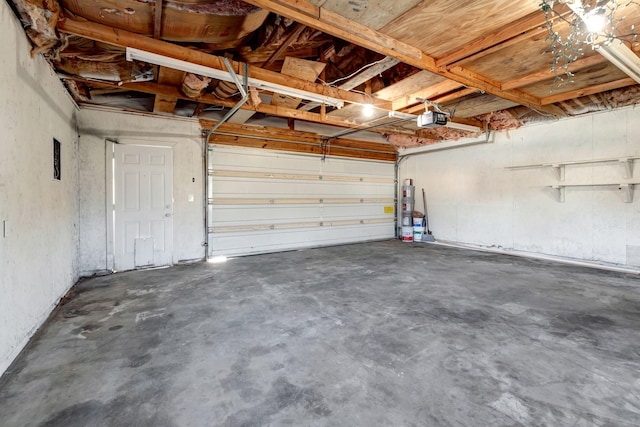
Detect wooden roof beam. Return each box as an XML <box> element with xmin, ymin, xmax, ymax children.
<box><xmin>298</xmin><ymin>56</ymin><xmax>399</xmax><ymax>112</ymax></box>
<box><xmin>435</xmin><ymin>5</ymin><xmax>570</xmax><ymax>68</ymax></box>
<box><xmin>153</xmin><ymin>66</ymin><xmax>186</xmax><ymax>114</ymax></box>
<box><xmin>262</xmin><ymin>23</ymin><xmax>307</xmax><ymax>69</ymax></box>
<box><xmin>501</xmin><ymin>54</ymin><xmax>608</xmax><ymax>90</ymax></box>
<box><xmin>241</xmin><ymin>0</ymin><xmax>556</xmax><ymax>115</ymax></box>
<box><xmin>56</xmin><ymin>18</ymin><xmax>391</xmax><ymax>110</ymax></box>
<box><xmin>540</xmin><ymin>78</ymin><xmax>636</xmax><ymax>105</ymax></box>
<box><xmin>63</xmin><ymin>76</ymin><xmax>375</xmax><ymax>130</ymax></box>
<box><xmin>393</xmin><ymin>80</ymin><xmax>464</xmax><ymax>111</ymax></box>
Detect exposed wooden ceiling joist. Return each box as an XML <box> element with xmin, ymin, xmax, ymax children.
<box><xmin>56</xmin><ymin>18</ymin><xmax>391</xmax><ymax>110</ymax></box>
<box><xmin>153</xmin><ymin>66</ymin><xmax>185</xmax><ymax>114</ymax></box>
<box><xmin>262</xmin><ymin>23</ymin><xmax>307</xmax><ymax>69</ymax></box>
<box><xmin>434</xmin><ymin>4</ymin><xmax>570</xmax><ymax>68</ymax></box>
<box><xmin>299</xmin><ymin>56</ymin><xmax>400</xmax><ymax>112</ymax></box>
<box><xmin>241</xmin><ymin>0</ymin><xmax>559</xmax><ymax>114</ymax></box>
<box><xmin>63</xmin><ymin>76</ymin><xmax>392</xmax><ymax>131</ymax></box>
<box><xmin>393</xmin><ymin>80</ymin><xmax>464</xmax><ymax>111</ymax></box>
<box><xmin>540</xmin><ymin>78</ymin><xmax>637</xmax><ymax>105</ymax></box>
<box><xmin>501</xmin><ymin>54</ymin><xmax>608</xmax><ymax>91</ymax></box>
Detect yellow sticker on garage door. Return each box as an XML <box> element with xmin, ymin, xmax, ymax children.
<box><xmin>384</xmin><ymin>206</ymin><xmax>394</xmax><ymax>214</ymax></box>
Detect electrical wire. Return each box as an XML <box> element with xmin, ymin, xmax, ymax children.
<box><xmin>322</xmin><ymin>58</ymin><xmax>388</xmax><ymax>87</ymax></box>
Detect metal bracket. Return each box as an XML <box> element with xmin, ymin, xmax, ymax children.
<box><xmin>208</xmin><ymin>60</ymin><xmax>249</xmax><ymax>135</ymax></box>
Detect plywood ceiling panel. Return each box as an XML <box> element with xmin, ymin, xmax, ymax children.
<box><xmin>381</xmin><ymin>0</ymin><xmax>541</xmax><ymax>58</ymax></box>
<box><xmin>446</xmin><ymin>94</ymin><xmax>519</xmax><ymax>118</ymax></box>
<box><xmin>374</xmin><ymin>71</ymin><xmax>447</xmax><ymax>101</ymax></box>
<box><xmin>521</xmin><ymin>63</ymin><xmax>630</xmax><ymax>98</ymax></box>
<box><xmin>463</xmin><ymin>33</ymin><xmax>557</xmax><ymax>81</ymax></box>
<box><xmin>310</xmin><ymin>0</ymin><xmax>423</xmax><ymax>30</ymax></box>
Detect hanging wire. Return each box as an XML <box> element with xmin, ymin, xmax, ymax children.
<box><xmin>320</xmin><ymin>57</ymin><xmax>389</xmax><ymax>87</ymax></box>
<box><xmin>540</xmin><ymin>0</ymin><xmax>640</xmax><ymax>90</ymax></box>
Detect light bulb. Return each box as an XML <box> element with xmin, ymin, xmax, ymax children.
<box><xmin>584</xmin><ymin>9</ymin><xmax>607</xmax><ymax>33</ymax></box>
<box><xmin>362</xmin><ymin>103</ymin><xmax>374</xmax><ymax>117</ymax></box>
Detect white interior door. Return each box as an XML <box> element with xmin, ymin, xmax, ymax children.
<box><xmin>114</xmin><ymin>144</ymin><xmax>173</xmax><ymax>271</ymax></box>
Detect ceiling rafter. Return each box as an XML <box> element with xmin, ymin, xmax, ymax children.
<box><xmin>262</xmin><ymin>23</ymin><xmax>307</xmax><ymax>69</ymax></box>
<box><xmin>63</xmin><ymin>75</ymin><xmax>429</xmax><ymax>137</ymax></box>
<box><xmin>153</xmin><ymin>66</ymin><xmax>185</xmax><ymax>114</ymax></box>
<box><xmin>56</xmin><ymin>18</ymin><xmax>391</xmax><ymax>110</ymax></box>
<box><xmin>299</xmin><ymin>56</ymin><xmax>400</xmax><ymax>112</ymax></box>
<box><xmin>435</xmin><ymin>4</ymin><xmax>571</xmax><ymax>68</ymax></box>
<box><xmin>540</xmin><ymin>78</ymin><xmax>636</xmax><ymax>105</ymax></box>
<box><xmin>241</xmin><ymin>0</ymin><xmax>560</xmax><ymax>115</ymax></box>
<box><xmin>501</xmin><ymin>54</ymin><xmax>608</xmax><ymax>90</ymax></box>
<box><xmin>393</xmin><ymin>80</ymin><xmax>464</xmax><ymax>111</ymax></box>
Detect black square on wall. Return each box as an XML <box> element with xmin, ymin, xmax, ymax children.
<box><xmin>53</xmin><ymin>138</ymin><xmax>61</xmax><ymax>180</ymax></box>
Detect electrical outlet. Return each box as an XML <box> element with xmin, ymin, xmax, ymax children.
<box><xmin>188</xmin><ymin>194</ymin><xmax>194</xmax><ymax>202</ymax></box>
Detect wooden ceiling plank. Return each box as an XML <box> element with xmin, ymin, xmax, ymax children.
<box><xmin>540</xmin><ymin>78</ymin><xmax>637</xmax><ymax>105</ymax></box>
<box><xmin>435</xmin><ymin>5</ymin><xmax>570</xmax><ymax>68</ymax></box>
<box><xmin>263</xmin><ymin>23</ymin><xmax>307</xmax><ymax>69</ymax></box>
<box><xmin>337</xmin><ymin>56</ymin><xmax>400</xmax><ymax>91</ymax></box>
<box><xmin>433</xmin><ymin>87</ymin><xmax>480</xmax><ymax>104</ymax></box>
<box><xmin>241</xmin><ymin>0</ymin><xmax>552</xmax><ymax>114</ymax></box>
<box><xmin>446</xmin><ymin>28</ymin><xmax>547</xmax><ymax>68</ymax></box>
<box><xmin>298</xmin><ymin>56</ymin><xmax>399</xmax><ymax>112</ymax></box>
<box><xmin>56</xmin><ymin>18</ymin><xmax>390</xmax><ymax>109</ymax></box>
<box><xmin>393</xmin><ymin>80</ymin><xmax>463</xmax><ymax>110</ymax></box>
<box><xmin>153</xmin><ymin>66</ymin><xmax>186</xmax><ymax>113</ymax></box>
<box><xmin>242</xmin><ymin>0</ymin><xmax>432</xmax><ymax>67</ymax></box>
<box><xmin>272</xmin><ymin>57</ymin><xmax>326</xmax><ymax>109</ymax></box>
<box><xmin>501</xmin><ymin>54</ymin><xmax>608</xmax><ymax>90</ymax></box>
<box><xmin>67</xmin><ymin>76</ymin><xmax>372</xmax><ymax>130</ymax></box>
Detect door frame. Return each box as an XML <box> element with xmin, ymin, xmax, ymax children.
<box><xmin>105</xmin><ymin>139</ymin><xmax>176</xmax><ymax>271</ymax></box>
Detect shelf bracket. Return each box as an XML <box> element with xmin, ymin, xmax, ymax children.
<box><xmin>551</xmin><ymin>164</ymin><xmax>565</xmax><ymax>181</ymax></box>
<box><xmin>551</xmin><ymin>185</ymin><xmax>565</xmax><ymax>202</ymax></box>
<box><xmin>620</xmin><ymin>184</ymin><xmax>634</xmax><ymax>203</ymax></box>
<box><xmin>620</xmin><ymin>158</ymin><xmax>634</xmax><ymax>179</ymax></box>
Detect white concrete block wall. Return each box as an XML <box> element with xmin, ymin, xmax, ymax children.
<box><xmin>0</xmin><ymin>1</ymin><xmax>79</xmax><ymax>375</ymax></box>
<box><xmin>401</xmin><ymin>106</ymin><xmax>640</xmax><ymax>268</ymax></box>
<box><xmin>77</xmin><ymin>109</ymin><xmax>205</xmax><ymax>275</ymax></box>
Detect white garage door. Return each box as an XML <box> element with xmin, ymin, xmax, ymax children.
<box><xmin>207</xmin><ymin>145</ymin><xmax>396</xmax><ymax>257</ymax></box>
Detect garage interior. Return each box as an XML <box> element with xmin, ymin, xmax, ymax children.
<box><xmin>1</xmin><ymin>0</ymin><xmax>640</xmax><ymax>425</ymax></box>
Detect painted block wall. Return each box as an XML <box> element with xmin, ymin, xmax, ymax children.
<box><xmin>77</xmin><ymin>108</ymin><xmax>205</xmax><ymax>275</ymax></box>
<box><xmin>0</xmin><ymin>1</ymin><xmax>79</xmax><ymax>375</ymax></box>
<box><xmin>401</xmin><ymin>106</ymin><xmax>640</xmax><ymax>268</ymax></box>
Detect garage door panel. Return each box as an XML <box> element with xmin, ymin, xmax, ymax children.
<box><xmin>211</xmin><ymin>205</ymin><xmax>322</xmax><ymax>223</ymax></box>
<box><xmin>213</xmin><ymin>149</ymin><xmax>320</xmax><ymax>172</ymax></box>
<box><xmin>209</xmin><ymin>223</ymin><xmax>395</xmax><ymax>257</ymax></box>
<box><xmin>208</xmin><ymin>145</ymin><xmax>395</xmax><ymax>256</ymax></box>
<box><xmin>211</xmin><ymin>181</ymin><xmax>393</xmax><ymax>198</ymax></box>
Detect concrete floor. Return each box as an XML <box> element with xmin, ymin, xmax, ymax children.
<box><xmin>1</xmin><ymin>241</ymin><xmax>640</xmax><ymax>426</ymax></box>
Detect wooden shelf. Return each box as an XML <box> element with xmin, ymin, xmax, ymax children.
<box><xmin>506</xmin><ymin>156</ymin><xmax>639</xmax><ymax>181</ymax></box>
<box><xmin>550</xmin><ymin>183</ymin><xmax>639</xmax><ymax>203</ymax></box>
